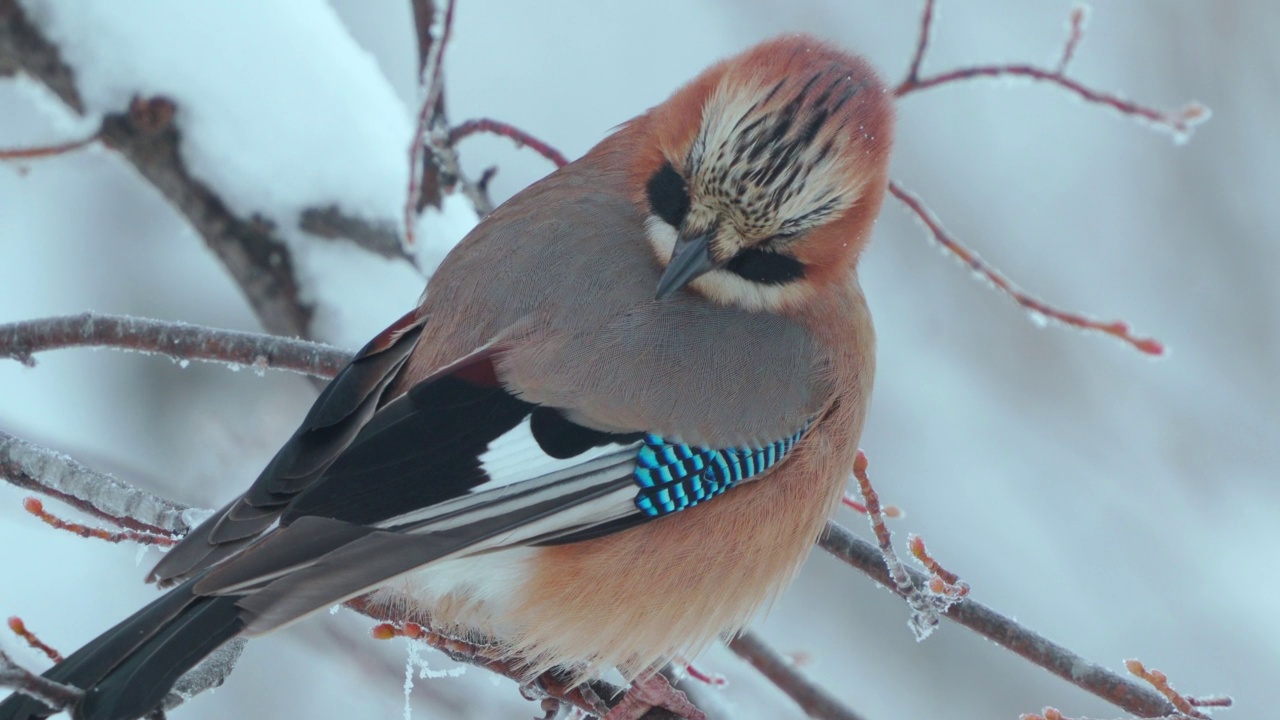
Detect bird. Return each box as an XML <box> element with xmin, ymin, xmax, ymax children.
<box><xmin>0</xmin><ymin>33</ymin><xmax>893</xmax><ymax>720</ymax></box>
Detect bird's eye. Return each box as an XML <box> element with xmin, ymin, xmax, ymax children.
<box><xmin>769</xmin><ymin>230</ymin><xmax>800</xmax><ymax>243</ymax></box>
<box><xmin>724</xmin><ymin>248</ymin><xmax>806</xmax><ymax>285</ymax></box>
<box><xmin>646</xmin><ymin>162</ymin><xmax>690</xmax><ymax>228</ymax></box>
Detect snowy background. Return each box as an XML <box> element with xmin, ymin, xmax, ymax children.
<box><xmin>2</xmin><ymin>1</ymin><xmax>1277</xmax><ymax>718</ymax></box>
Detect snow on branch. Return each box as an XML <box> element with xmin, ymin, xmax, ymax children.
<box><xmin>0</xmin><ymin>0</ymin><xmax>418</xmax><ymax>339</ymax></box>
<box><xmin>0</xmin><ymin>429</ymin><xmax>190</xmax><ymax>537</ymax></box>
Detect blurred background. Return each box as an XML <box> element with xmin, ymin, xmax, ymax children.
<box><xmin>2</xmin><ymin>1</ymin><xmax>1276</xmax><ymax>718</ymax></box>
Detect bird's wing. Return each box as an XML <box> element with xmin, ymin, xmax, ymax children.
<box><xmin>145</xmin><ymin>310</ymin><xmax>811</xmax><ymax>635</ymax></box>
<box><xmin>149</xmin><ymin>309</ymin><xmax>429</xmax><ymax>584</ymax></box>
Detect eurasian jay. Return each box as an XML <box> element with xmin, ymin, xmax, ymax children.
<box><xmin>0</xmin><ymin>33</ymin><xmax>893</xmax><ymax>720</ymax></box>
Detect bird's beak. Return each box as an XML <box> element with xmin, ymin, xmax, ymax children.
<box><xmin>655</xmin><ymin>233</ymin><xmax>718</xmax><ymax>300</ymax></box>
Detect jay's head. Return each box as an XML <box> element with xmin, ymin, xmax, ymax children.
<box><xmin>631</xmin><ymin>35</ymin><xmax>894</xmax><ymax>310</ymax></box>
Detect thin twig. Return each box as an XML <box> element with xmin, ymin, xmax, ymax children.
<box><xmin>22</xmin><ymin>497</ymin><xmax>177</xmax><ymax>547</ymax></box>
<box><xmin>404</xmin><ymin>0</ymin><xmax>459</xmax><ymax>246</ymax></box>
<box><xmin>1055</xmin><ymin>5</ymin><xmax>1089</xmax><ymax>74</ymax></box>
<box><xmin>449</xmin><ymin>118</ymin><xmax>570</xmax><ymax>168</ymax></box>
<box><xmin>0</xmin><ymin>130</ymin><xmax>98</xmax><ymax>160</ymax></box>
<box><xmin>893</xmin><ymin>3</ymin><xmax>1208</xmax><ymax>142</ymax></box>
<box><xmin>901</xmin><ymin>0</ymin><xmax>935</xmax><ymax>84</ymax></box>
<box><xmin>7</xmin><ymin>617</ymin><xmax>63</xmax><ymax>663</ymax></box>
<box><xmin>889</xmin><ymin>181</ymin><xmax>1165</xmax><ymax>355</ymax></box>
<box><xmin>727</xmin><ymin>631</ymin><xmax>867</xmax><ymax>720</ymax></box>
<box><xmin>0</xmin><ymin>312</ymin><xmax>349</xmax><ymax>377</ymax></box>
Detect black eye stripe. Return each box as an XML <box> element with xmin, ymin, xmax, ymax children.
<box><xmin>724</xmin><ymin>248</ymin><xmax>806</xmax><ymax>285</ymax></box>
<box><xmin>646</xmin><ymin>162</ymin><xmax>690</xmax><ymax>228</ymax></box>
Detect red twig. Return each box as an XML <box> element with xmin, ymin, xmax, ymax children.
<box><xmin>889</xmin><ymin>181</ymin><xmax>1165</xmax><ymax>355</ymax></box>
<box><xmin>449</xmin><ymin>118</ymin><xmax>570</xmax><ymax>168</ymax></box>
<box><xmin>404</xmin><ymin>0</ymin><xmax>459</xmax><ymax>248</ymax></box>
<box><xmin>1124</xmin><ymin>659</ymin><xmax>1227</xmax><ymax>719</ymax></box>
<box><xmin>1055</xmin><ymin>5</ymin><xmax>1089</xmax><ymax>74</ymax></box>
<box><xmin>7</xmin><ymin>617</ymin><xmax>63</xmax><ymax>663</ymax></box>
<box><xmin>22</xmin><ymin>497</ymin><xmax>177</xmax><ymax>546</ymax></box>
<box><xmin>901</xmin><ymin>0</ymin><xmax>935</xmax><ymax>84</ymax></box>
<box><xmin>894</xmin><ymin>3</ymin><xmax>1208</xmax><ymax>142</ymax></box>
<box><xmin>682</xmin><ymin>662</ymin><xmax>727</xmax><ymax>688</ymax></box>
<box><xmin>0</xmin><ymin>131</ymin><xmax>99</xmax><ymax>161</ymax></box>
<box><xmin>907</xmin><ymin>534</ymin><xmax>969</xmax><ymax>599</ymax></box>
<box><xmin>851</xmin><ymin>452</ymin><xmax>965</xmax><ymax>640</ymax></box>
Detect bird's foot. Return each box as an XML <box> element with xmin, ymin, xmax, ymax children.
<box><xmin>602</xmin><ymin>673</ymin><xmax>705</xmax><ymax>720</ymax></box>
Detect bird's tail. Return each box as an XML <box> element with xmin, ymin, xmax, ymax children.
<box><xmin>0</xmin><ymin>577</ymin><xmax>243</xmax><ymax>720</ymax></box>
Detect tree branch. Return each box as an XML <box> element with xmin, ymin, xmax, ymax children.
<box><xmin>727</xmin><ymin>631</ymin><xmax>867</xmax><ymax>720</ymax></box>
<box><xmin>0</xmin><ymin>312</ymin><xmax>348</xmax><ymax>377</ymax></box>
<box><xmin>0</xmin><ymin>429</ymin><xmax>189</xmax><ymax>537</ymax></box>
<box><xmin>816</xmin><ymin>522</ymin><xmax>1178</xmax><ymax>718</ymax></box>
<box><xmin>0</xmin><ymin>425</ymin><xmax>696</xmax><ymax>718</ymax></box>
<box><xmin>1</xmin><ymin>313</ymin><xmax>1199</xmax><ymax>718</ymax></box>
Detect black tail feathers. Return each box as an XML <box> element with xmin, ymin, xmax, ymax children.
<box><xmin>0</xmin><ymin>579</ymin><xmax>244</xmax><ymax>720</ymax></box>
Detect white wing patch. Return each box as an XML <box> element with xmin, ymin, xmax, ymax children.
<box><xmin>474</xmin><ymin>417</ymin><xmax>635</xmax><ymax>493</ymax></box>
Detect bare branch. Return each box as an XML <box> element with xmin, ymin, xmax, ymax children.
<box><xmin>0</xmin><ymin>312</ymin><xmax>350</xmax><ymax>378</ymax></box>
<box><xmin>727</xmin><ymin>631</ymin><xmax>867</xmax><ymax>720</ymax></box>
<box><xmin>298</xmin><ymin>206</ymin><xmax>409</xmax><ymax>262</ymax></box>
<box><xmin>0</xmin><ymin>0</ymin><xmax>83</xmax><ymax>112</ymax></box>
<box><xmin>816</xmin><ymin>522</ymin><xmax>1179</xmax><ymax>718</ymax></box>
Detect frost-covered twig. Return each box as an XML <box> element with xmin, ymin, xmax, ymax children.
<box><xmin>403</xmin><ymin>0</ymin><xmax>499</xmax><ymax>242</ymax></box>
<box><xmin>893</xmin><ymin>2</ymin><xmax>1208</xmax><ymax>139</ymax></box>
<box><xmin>0</xmin><ymin>312</ymin><xmax>349</xmax><ymax>378</ymax></box>
<box><xmin>0</xmin><ymin>429</ymin><xmax>190</xmax><ymax>537</ymax></box>
<box><xmin>850</xmin><ymin>451</ymin><xmax>963</xmax><ymax>640</ymax></box>
<box><xmin>889</xmin><ymin>179</ymin><xmax>1165</xmax><ymax>355</ymax></box>
<box><xmin>888</xmin><ymin>1</ymin><xmax>1210</xmax><ymax>355</ymax></box>
<box><xmin>22</xmin><ymin>497</ymin><xmax>177</xmax><ymax>547</ymax></box>
<box><xmin>1022</xmin><ymin>659</ymin><xmax>1234</xmax><ymax>720</ymax></box>
<box><xmin>816</xmin><ymin>522</ymin><xmax>1181</xmax><ymax>718</ymax></box>
<box><xmin>726</xmin><ymin>631</ymin><xmax>867</xmax><ymax>720</ymax></box>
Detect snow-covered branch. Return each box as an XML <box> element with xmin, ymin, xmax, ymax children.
<box><xmin>0</xmin><ymin>0</ymin><xmax>419</xmax><ymax>340</ymax></box>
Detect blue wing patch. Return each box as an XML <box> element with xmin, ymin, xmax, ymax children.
<box><xmin>633</xmin><ymin>424</ymin><xmax>809</xmax><ymax>518</ymax></box>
